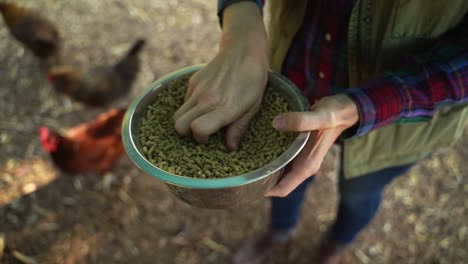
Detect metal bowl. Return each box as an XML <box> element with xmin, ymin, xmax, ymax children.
<box><xmin>122</xmin><ymin>65</ymin><xmax>310</xmax><ymax>209</ymax></box>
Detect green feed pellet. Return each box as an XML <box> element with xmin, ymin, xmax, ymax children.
<box><xmin>139</xmin><ymin>76</ymin><xmax>296</xmax><ymax>178</ymax></box>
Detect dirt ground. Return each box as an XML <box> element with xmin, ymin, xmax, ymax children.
<box><xmin>0</xmin><ymin>1</ymin><xmax>467</xmax><ymax>264</ymax></box>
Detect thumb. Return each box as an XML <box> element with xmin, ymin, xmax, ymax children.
<box><xmin>273</xmin><ymin>111</ymin><xmax>332</xmax><ymax>132</ymax></box>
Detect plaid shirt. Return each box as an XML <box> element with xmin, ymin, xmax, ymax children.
<box><xmin>218</xmin><ymin>0</ymin><xmax>468</xmax><ymax>137</ymax></box>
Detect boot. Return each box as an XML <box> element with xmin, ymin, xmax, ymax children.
<box><xmin>314</xmin><ymin>231</ymin><xmax>347</xmax><ymax>264</ymax></box>
<box><xmin>232</xmin><ymin>227</ymin><xmax>297</xmax><ymax>264</ymax></box>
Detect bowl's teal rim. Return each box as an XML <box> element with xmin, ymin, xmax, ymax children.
<box><xmin>122</xmin><ymin>65</ymin><xmax>310</xmax><ymax>189</ymax></box>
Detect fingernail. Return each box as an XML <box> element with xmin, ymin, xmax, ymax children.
<box><xmin>273</xmin><ymin>116</ymin><xmax>285</xmax><ymax>131</ymax></box>
<box><xmin>229</xmin><ymin>142</ymin><xmax>239</xmax><ymax>151</ymax></box>
<box><xmin>232</xmin><ymin>135</ymin><xmax>240</xmax><ymax>151</ymax></box>
<box><xmin>227</xmin><ymin>135</ymin><xmax>239</xmax><ymax>151</ymax></box>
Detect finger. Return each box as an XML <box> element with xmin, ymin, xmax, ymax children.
<box><xmin>185</xmin><ymin>74</ymin><xmax>200</xmax><ymax>101</ymax></box>
<box><xmin>225</xmin><ymin>104</ymin><xmax>260</xmax><ymax>151</ymax></box>
<box><xmin>286</xmin><ymin>130</ymin><xmax>321</xmax><ymax>168</ymax></box>
<box><xmin>273</xmin><ymin>111</ymin><xmax>336</xmax><ymax>132</ymax></box>
<box><xmin>174</xmin><ymin>104</ymin><xmax>212</xmax><ymax>136</ymax></box>
<box><xmin>174</xmin><ymin>96</ymin><xmax>196</xmax><ymax>121</ymax></box>
<box><xmin>191</xmin><ymin>108</ymin><xmax>234</xmax><ymax>144</ymax></box>
<box><xmin>264</xmin><ymin>170</ymin><xmax>308</xmax><ymax>197</ymax></box>
<box><xmin>293</xmin><ymin>129</ymin><xmax>339</xmax><ymax>173</ymax></box>
<box><xmin>265</xmin><ymin>129</ymin><xmax>342</xmax><ymax>197</ymax></box>
<box><xmin>264</xmin><ymin>133</ymin><xmax>321</xmax><ymax>197</ymax></box>
<box><xmin>185</xmin><ymin>84</ymin><xmax>194</xmax><ymax>102</ymax></box>
<box><xmin>308</xmin><ymin>128</ymin><xmax>343</xmax><ymax>161</ymax></box>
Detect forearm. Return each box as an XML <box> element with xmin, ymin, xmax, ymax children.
<box><xmin>219</xmin><ymin>1</ymin><xmax>268</xmax><ymax>55</ymax></box>
<box><xmin>174</xmin><ymin>1</ymin><xmax>269</xmax><ymax>148</ymax></box>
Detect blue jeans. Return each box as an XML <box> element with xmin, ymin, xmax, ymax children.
<box><xmin>270</xmin><ymin>162</ymin><xmax>414</xmax><ymax>245</ymax></box>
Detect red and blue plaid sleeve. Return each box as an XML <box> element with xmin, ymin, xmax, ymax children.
<box><xmin>344</xmin><ymin>26</ymin><xmax>468</xmax><ymax>137</ymax></box>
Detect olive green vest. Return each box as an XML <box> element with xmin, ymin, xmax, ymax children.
<box><xmin>267</xmin><ymin>0</ymin><xmax>468</xmax><ymax>178</ymax></box>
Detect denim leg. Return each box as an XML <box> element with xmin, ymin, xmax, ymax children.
<box><xmin>270</xmin><ymin>177</ymin><xmax>314</xmax><ymax>230</ymax></box>
<box><xmin>330</xmin><ymin>163</ymin><xmax>414</xmax><ymax>245</ymax></box>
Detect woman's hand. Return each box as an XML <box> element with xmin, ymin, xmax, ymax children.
<box><xmin>174</xmin><ymin>2</ymin><xmax>268</xmax><ymax>151</ymax></box>
<box><xmin>265</xmin><ymin>94</ymin><xmax>359</xmax><ymax>197</ymax></box>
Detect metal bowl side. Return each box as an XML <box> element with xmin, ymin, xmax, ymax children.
<box><xmin>122</xmin><ymin>65</ymin><xmax>310</xmax><ymax>208</ymax></box>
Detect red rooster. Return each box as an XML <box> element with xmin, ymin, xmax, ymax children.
<box><xmin>39</xmin><ymin>108</ymin><xmax>126</xmax><ymax>175</ymax></box>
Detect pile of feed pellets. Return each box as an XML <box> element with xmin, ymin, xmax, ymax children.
<box><xmin>139</xmin><ymin>76</ymin><xmax>296</xmax><ymax>178</ymax></box>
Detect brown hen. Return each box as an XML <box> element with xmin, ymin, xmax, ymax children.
<box><xmin>39</xmin><ymin>108</ymin><xmax>126</xmax><ymax>175</ymax></box>
<box><xmin>47</xmin><ymin>39</ymin><xmax>145</xmax><ymax>107</ymax></box>
<box><xmin>0</xmin><ymin>1</ymin><xmax>60</xmax><ymax>59</ymax></box>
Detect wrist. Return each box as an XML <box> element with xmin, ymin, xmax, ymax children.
<box><xmin>222</xmin><ymin>1</ymin><xmax>262</xmax><ymax>31</ymax></box>
<box><xmin>330</xmin><ymin>94</ymin><xmax>359</xmax><ymax>127</ymax></box>
<box><xmin>220</xmin><ymin>2</ymin><xmax>267</xmax><ymax>53</ymax></box>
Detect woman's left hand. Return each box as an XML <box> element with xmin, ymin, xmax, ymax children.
<box><xmin>265</xmin><ymin>94</ymin><xmax>359</xmax><ymax>197</ymax></box>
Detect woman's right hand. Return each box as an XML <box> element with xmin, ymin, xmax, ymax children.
<box><xmin>174</xmin><ymin>1</ymin><xmax>268</xmax><ymax>151</ymax></box>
